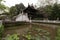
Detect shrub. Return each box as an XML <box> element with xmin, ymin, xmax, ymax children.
<box><xmin>0</xmin><ymin>23</ymin><xmax>4</xmax><ymax>40</ymax></box>
<box><xmin>5</xmin><ymin>34</ymin><xmax>19</xmax><ymax>40</ymax></box>
<box><xmin>56</xmin><ymin>27</ymin><xmax>60</xmax><ymax>40</ymax></box>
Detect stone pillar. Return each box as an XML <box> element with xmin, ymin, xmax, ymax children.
<box><xmin>57</xmin><ymin>17</ymin><xmax>59</xmax><ymax>21</ymax></box>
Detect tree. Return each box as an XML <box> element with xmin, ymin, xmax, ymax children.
<box><xmin>37</xmin><ymin>0</ymin><xmax>60</xmax><ymax>20</ymax></box>
<box><xmin>44</xmin><ymin>5</ymin><xmax>53</xmax><ymax>19</ymax></box>
<box><xmin>9</xmin><ymin>6</ymin><xmax>17</xmax><ymax>17</ymax></box>
<box><xmin>37</xmin><ymin>5</ymin><xmax>53</xmax><ymax>20</ymax></box>
<box><xmin>0</xmin><ymin>0</ymin><xmax>6</xmax><ymax>10</ymax></box>
<box><xmin>15</xmin><ymin>3</ymin><xmax>25</xmax><ymax>14</ymax></box>
<box><xmin>50</xmin><ymin>3</ymin><xmax>60</xmax><ymax>20</ymax></box>
<box><xmin>38</xmin><ymin>0</ymin><xmax>54</xmax><ymax>7</ymax></box>
<box><xmin>9</xmin><ymin>3</ymin><xmax>25</xmax><ymax>19</ymax></box>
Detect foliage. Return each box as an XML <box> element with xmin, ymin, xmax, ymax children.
<box><xmin>50</xmin><ymin>3</ymin><xmax>60</xmax><ymax>20</ymax></box>
<box><xmin>37</xmin><ymin>4</ymin><xmax>53</xmax><ymax>19</ymax></box>
<box><xmin>5</xmin><ymin>34</ymin><xmax>19</xmax><ymax>40</ymax></box>
<box><xmin>0</xmin><ymin>0</ymin><xmax>6</xmax><ymax>10</ymax></box>
<box><xmin>9</xmin><ymin>6</ymin><xmax>17</xmax><ymax>18</ymax></box>
<box><xmin>37</xmin><ymin>2</ymin><xmax>60</xmax><ymax>20</ymax></box>
<box><xmin>0</xmin><ymin>4</ymin><xmax>6</xmax><ymax>10</ymax></box>
<box><xmin>44</xmin><ymin>5</ymin><xmax>52</xmax><ymax>17</ymax></box>
<box><xmin>9</xmin><ymin>3</ymin><xmax>25</xmax><ymax>18</ymax></box>
<box><xmin>0</xmin><ymin>23</ymin><xmax>4</xmax><ymax>40</ymax></box>
<box><xmin>23</xmin><ymin>34</ymin><xmax>32</xmax><ymax>40</ymax></box>
<box><xmin>15</xmin><ymin>3</ymin><xmax>25</xmax><ymax>12</ymax></box>
<box><xmin>56</xmin><ymin>27</ymin><xmax>60</xmax><ymax>40</ymax></box>
<box><xmin>22</xmin><ymin>25</ymin><xmax>50</xmax><ymax>40</ymax></box>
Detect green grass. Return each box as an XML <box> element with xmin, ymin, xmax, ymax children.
<box><xmin>56</xmin><ymin>26</ymin><xmax>60</xmax><ymax>40</ymax></box>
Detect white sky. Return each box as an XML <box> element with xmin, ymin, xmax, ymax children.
<box><xmin>3</xmin><ymin>0</ymin><xmax>38</xmax><ymax>7</ymax></box>
<box><xmin>2</xmin><ymin>0</ymin><xmax>60</xmax><ymax>7</ymax></box>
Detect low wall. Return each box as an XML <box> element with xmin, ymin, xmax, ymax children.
<box><xmin>3</xmin><ymin>21</ymin><xmax>30</xmax><ymax>27</ymax></box>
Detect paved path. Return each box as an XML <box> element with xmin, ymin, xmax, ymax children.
<box><xmin>32</xmin><ymin>20</ymin><xmax>60</xmax><ymax>23</ymax></box>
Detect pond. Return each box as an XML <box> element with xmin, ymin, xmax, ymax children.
<box><xmin>3</xmin><ymin>23</ymin><xmax>51</xmax><ymax>40</ymax></box>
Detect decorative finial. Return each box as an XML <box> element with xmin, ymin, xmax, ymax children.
<box><xmin>28</xmin><ymin>3</ymin><xmax>30</xmax><ymax>7</ymax></box>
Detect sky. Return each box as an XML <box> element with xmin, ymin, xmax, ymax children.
<box><xmin>2</xmin><ymin>0</ymin><xmax>38</xmax><ymax>7</ymax></box>
<box><xmin>2</xmin><ymin>0</ymin><xmax>60</xmax><ymax>7</ymax></box>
